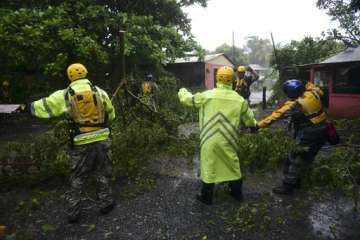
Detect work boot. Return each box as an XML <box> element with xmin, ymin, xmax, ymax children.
<box><xmin>99</xmin><ymin>200</ymin><xmax>117</xmax><ymax>214</ymax></box>
<box><xmin>272</xmin><ymin>183</ymin><xmax>294</xmax><ymax>195</ymax></box>
<box><xmin>196</xmin><ymin>194</ymin><xmax>212</xmax><ymax>205</ymax></box>
<box><xmin>196</xmin><ymin>182</ymin><xmax>214</xmax><ymax>205</ymax></box>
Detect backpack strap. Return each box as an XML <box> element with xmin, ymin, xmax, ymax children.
<box><xmin>89</xmin><ymin>84</ymin><xmax>105</xmax><ymax>122</ymax></box>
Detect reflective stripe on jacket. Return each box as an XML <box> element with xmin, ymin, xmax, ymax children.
<box><xmin>31</xmin><ymin>79</ymin><xmax>115</xmax><ymax>145</ymax></box>
<box><xmin>258</xmin><ymin>85</ymin><xmax>326</xmax><ymax>129</ymax></box>
<box><xmin>178</xmin><ymin>83</ymin><xmax>257</xmax><ymax>183</ymax></box>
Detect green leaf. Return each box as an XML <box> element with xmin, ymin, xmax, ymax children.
<box><xmin>41</xmin><ymin>224</ymin><xmax>56</xmax><ymax>233</ymax></box>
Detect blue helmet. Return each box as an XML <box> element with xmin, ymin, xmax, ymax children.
<box><xmin>282</xmin><ymin>79</ymin><xmax>305</xmax><ymax>99</ymax></box>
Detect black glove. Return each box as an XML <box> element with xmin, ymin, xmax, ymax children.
<box><xmin>20</xmin><ymin>102</ymin><xmax>32</xmax><ymax>115</ymax></box>
<box><xmin>249</xmin><ymin>125</ymin><xmax>259</xmax><ymax>133</ymax></box>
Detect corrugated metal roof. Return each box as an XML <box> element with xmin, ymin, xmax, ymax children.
<box><xmin>321</xmin><ymin>46</ymin><xmax>360</xmax><ymax>64</ymax></box>
<box><xmin>249</xmin><ymin>64</ymin><xmax>267</xmax><ymax>71</ymax></box>
<box><xmin>0</xmin><ymin>104</ymin><xmax>22</xmax><ymax>113</ymax></box>
<box><xmin>173</xmin><ymin>53</ymin><xmax>226</xmax><ymax>63</ymax></box>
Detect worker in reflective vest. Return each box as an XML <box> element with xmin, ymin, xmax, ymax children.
<box><xmin>178</xmin><ymin>66</ymin><xmax>257</xmax><ymax>205</ymax></box>
<box><xmin>1</xmin><ymin>80</ymin><xmax>11</xmax><ymax>103</ymax></box>
<box><xmin>233</xmin><ymin>65</ymin><xmax>259</xmax><ymax>103</ymax></box>
<box><xmin>29</xmin><ymin>63</ymin><xmax>116</xmax><ymax>223</ymax></box>
<box><xmin>141</xmin><ymin>73</ymin><xmax>159</xmax><ymax>112</ymax></box>
<box><xmin>257</xmin><ymin>79</ymin><xmax>328</xmax><ymax>195</ymax></box>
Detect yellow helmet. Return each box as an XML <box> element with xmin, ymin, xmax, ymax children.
<box><xmin>2</xmin><ymin>81</ymin><xmax>9</xmax><ymax>86</ymax></box>
<box><xmin>67</xmin><ymin>63</ymin><xmax>88</xmax><ymax>81</ymax></box>
<box><xmin>216</xmin><ymin>66</ymin><xmax>234</xmax><ymax>85</ymax></box>
<box><xmin>237</xmin><ymin>65</ymin><xmax>246</xmax><ymax>72</ymax></box>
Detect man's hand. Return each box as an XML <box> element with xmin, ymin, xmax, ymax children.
<box><xmin>249</xmin><ymin>124</ymin><xmax>259</xmax><ymax>133</ymax></box>
<box><xmin>20</xmin><ymin>102</ymin><xmax>32</xmax><ymax>115</ymax></box>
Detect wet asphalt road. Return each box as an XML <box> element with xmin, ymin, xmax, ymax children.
<box><xmin>1</xmin><ymin>167</ymin><xmax>359</xmax><ymax>240</ymax></box>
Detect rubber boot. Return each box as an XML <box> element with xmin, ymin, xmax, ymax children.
<box><xmin>272</xmin><ymin>182</ymin><xmax>295</xmax><ymax>195</ymax></box>
<box><xmin>100</xmin><ymin>200</ymin><xmax>117</xmax><ymax>214</ymax></box>
<box><xmin>229</xmin><ymin>179</ymin><xmax>243</xmax><ymax>202</ymax></box>
<box><xmin>196</xmin><ymin>182</ymin><xmax>214</xmax><ymax>205</ymax></box>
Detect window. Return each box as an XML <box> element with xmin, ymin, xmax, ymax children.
<box><xmin>314</xmin><ymin>70</ymin><xmax>330</xmax><ymax>108</ymax></box>
<box><xmin>333</xmin><ymin>65</ymin><xmax>360</xmax><ymax>94</ymax></box>
<box><xmin>314</xmin><ymin>70</ymin><xmax>329</xmax><ymax>88</ymax></box>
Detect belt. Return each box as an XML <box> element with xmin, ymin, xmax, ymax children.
<box><xmin>306</xmin><ymin>110</ymin><xmax>323</xmax><ymax>119</ymax></box>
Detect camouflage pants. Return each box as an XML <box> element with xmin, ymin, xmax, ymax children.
<box><xmin>65</xmin><ymin>140</ymin><xmax>113</xmax><ymax>218</ymax></box>
<box><xmin>283</xmin><ymin>124</ymin><xmax>327</xmax><ymax>185</ymax></box>
<box><xmin>283</xmin><ymin>143</ymin><xmax>323</xmax><ymax>185</ymax></box>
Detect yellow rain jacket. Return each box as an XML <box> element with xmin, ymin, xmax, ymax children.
<box><xmin>31</xmin><ymin>79</ymin><xmax>115</xmax><ymax>145</ymax></box>
<box><xmin>258</xmin><ymin>82</ymin><xmax>326</xmax><ymax>129</ymax></box>
<box><xmin>178</xmin><ymin>83</ymin><xmax>257</xmax><ymax>183</ymax></box>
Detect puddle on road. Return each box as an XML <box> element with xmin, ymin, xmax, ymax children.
<box><xmin>309</xmin><ymin>198</ymin><xmax>359</xmax><ymax>239</ymax></box>
<box><xmin>149</xmin><ymin>153</ymin><xmax>200</xmax><ymax>182</ymax></box>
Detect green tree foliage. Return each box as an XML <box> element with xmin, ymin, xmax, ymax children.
<box><xmin>178</xmin><ymin>0</ymin><xmax>208</xmax><ymax>7</ymax></box>
<box><xmin>269</xmin><ymin>36</ymin><xmax>344</xmax><ymax>101</ymax></box>
<box><xmin>0</xmin><ymin>73</ymin><xmax>196</xmax><ymax>183</ymax></box>
<box><xmin>212</xmin><ymin>43</ymin><xmax>248</xmax><ymax>67</ymax></box>
<box><xmin>212</xmin><ymin>36</ymin><xmax>273</xmax><ymax>67</ymax></box>
<box><xmin>244</xmin><ymin>36</ymin><xmax>273</xmax><ymax>67</ymax></box>
<box><xmin>0</xmin><ymin>0</ymin><xmax>207</xmax><ymax>99</ymax></box>
<box><xmin>271</xmin><ymin>36</ymin><xmax>344</xmax><ymax>67</ymax></box>
<box><xmin>350</xmin><ymin>0</ymin><xmax>360</xmax><ymax>9</ymax></box>
<box><xmin>317</xmin><ymin>0</ymin><xmax>360</xmax><ymax>46</ymax></box>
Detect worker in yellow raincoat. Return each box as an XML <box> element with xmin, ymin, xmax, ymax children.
<box><xmin>257</xmin><ymin>79</ymin><xmax>329</xmax><ymax>194</ymax></box>
<box><xmin>178</xmin><ymin>66</ymin><xmax>257</xmax><ymax>205</ymax></box>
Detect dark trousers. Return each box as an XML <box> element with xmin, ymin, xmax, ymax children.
<box><xmin>283</xmin><ymin>124</ymin><xmax>327</xmax><ymax>186</ymax></box>
<box><xmin>201</xmin><ymin>179</ymin><xmax>243</xmax><ymax>201</ymax></box>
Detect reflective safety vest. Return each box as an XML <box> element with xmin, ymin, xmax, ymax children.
<box><xmin>1</xmin><ymin>83</ymin><xmax>10</xmax><ymax>100</ymax></box>
<box><xmin>234</xmin><ymin>73</ymin><xmax>254</xmax><ymax>98</ymax></box>
<box><xmin>235</xmin><ymin>78</ymin><xmax>248</xmax><ymax>90</ymax></box>
<box><xmin>178</xmin><ymin>83</ymin><xmax>257</xmax><ymax>184</ymax></box>
<box><xmin>67</xmin><ymin>83</ymin><xmax>106</xmax><ymax>133</ymax></box>
<box><xmin>142</xmin><ymin>81</ymin><xmax>152</xmax><ymax>96</ymax></box>
<box><xmin>2</xmin><ymin>88</ymin><xmax>9</xmax><ymax>98</ymax></box>
<box><xmin>31</xmin><ymin>79</ymin><xmax>115</xmax><ymax>145</ymax></box>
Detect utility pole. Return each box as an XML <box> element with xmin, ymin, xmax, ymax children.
<box><xmin>111</xmin><ymin>30</ymin><xmax>126</xmax><ymax>101</ymax></box>
<box><xmin>232</xmin><ymin>31</ymin><xmax>235</xmax><ymax>64</ymax></box>
<box><xmin>270</xmin><ymin>32</ymin><xmax>279</xmax><ymax>71</ymax></box>
<box><xmin>118</xmin><ymin>30</ymin><xmax>126</xmax><ymax>87</ymax></box>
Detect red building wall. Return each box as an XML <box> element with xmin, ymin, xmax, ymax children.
<box><xmin>328</xmin><ymin>76</ymin><xmax>360</xmax><ymax>118</ymax></box>
<box><xmin>205</xmin><ymin>63</ymin><xmax>226</xmax><ymax>89</ymax></box>
<box><xmin>311</xmin><ymin>67</ymin><xmax>360</xmax><ymax>118</ymax></box>
<box><xmin>328</xmin><ymin>94</ymin><xmax>360</xmax><ymax>118</ymax></box>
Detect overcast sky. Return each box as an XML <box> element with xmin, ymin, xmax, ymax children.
<box><xmin>183</xmin><ymin>0</ymin><xmax>338</xmax><ymax>51</ymax></box>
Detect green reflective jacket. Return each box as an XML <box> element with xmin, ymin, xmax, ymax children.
<box><xmin>31</xmin><ymin>79</ymin><xmax>115</xmax><ymax>145</ymax></box>
<box><xmin>178</xmin><ymin>83</ymin><xmax>257</xmax><ymax>183</ymax></box>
